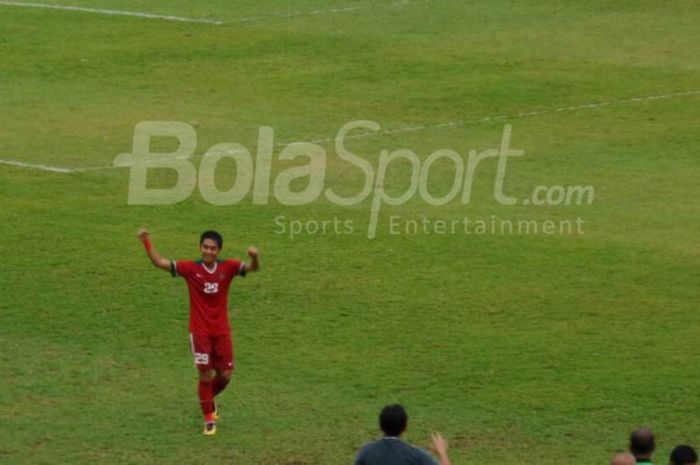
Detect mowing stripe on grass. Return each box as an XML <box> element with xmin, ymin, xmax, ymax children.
<box><xmin>0</xmin><ymin>1</ymin><xmax>225</xmax><ymax>24</ymax></box>
<box><xmin>2</xmin><ymin>89</ymin><xmax>698</xmax><ymax>174</ymax></box>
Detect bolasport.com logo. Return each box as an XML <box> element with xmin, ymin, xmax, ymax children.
<box><xmin>114</xmin><ymin>121</ymin><xmax>594</xmax><ymax>239</ymax></box>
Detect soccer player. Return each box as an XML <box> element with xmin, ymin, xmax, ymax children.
<box><xmin>136</xmin><ymin>228</ymin><xmax>260</xmax><ymax>435</ymax></box>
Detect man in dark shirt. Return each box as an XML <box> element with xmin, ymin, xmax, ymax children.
<box><xmin>630</xmin><ymin>428</ymin><xmax>656</xmax><ymax>464</ymax></box>
<box><xmin>354</xmin><ymin>404</ymin><xmax>450</xmax><ymax>465</ymax></box>
<box><xmin>669</xmin><ymin>445</ymin><xmax>698</xmax><ymax>465</ymax></box>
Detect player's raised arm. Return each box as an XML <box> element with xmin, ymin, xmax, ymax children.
<box><xmin>137</xmin><ymin>228</ymin><xmax>171</xmax><ymax>272</ymax></box>
<box><xmin>246</xmin><ymin>246</ymin><xmax>260</xmax><ymax>273</ymax></box>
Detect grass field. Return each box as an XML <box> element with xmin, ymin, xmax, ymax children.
<box><xmin>1</xmin><ymin>1</ymin><xmax>699</xmax><ymax>464</ymax></box>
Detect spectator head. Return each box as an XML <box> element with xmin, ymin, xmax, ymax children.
<box><xmin>670</xmin><ymin>445</ymin><xmax>698</xmax><ymax>465</ymax></box>
<box><xmin>630</xmin><ymin>428</ymin><xmax>655</xmax><ymax>459</ymax></box>
<box><xmin>379</xmin><ymin>404</ymin><xmax>408</xmax><ymax>437</ymax></box>
<box><xmin>611</xmin><ymin>452</ymin><xmax>636</xmax><ymax>465</ymax></box>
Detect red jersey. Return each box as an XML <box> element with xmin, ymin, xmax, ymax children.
<box><xmin>171</xmin><ymin>259</ymin><xmax>246</xmax><ymax>336</ymax></box>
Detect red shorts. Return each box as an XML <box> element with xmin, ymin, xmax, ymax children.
<box><xmin>189</xmin><ymin>333</ymin><xmax>235</xmax><ymax>373</ymax></box>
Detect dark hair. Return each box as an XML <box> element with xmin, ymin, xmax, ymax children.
<box><xmin>670</xmin><ymin>445</ymin><xmax>698</xmax><ymax>465</ymax></box>
<box><xmin>200</xmin><ymin>230</ymin><xmax>223</xmax><ymax>249</ymax></box>
<box><xmin>379</xmin><ymin>404</ymin><xmax>407</xmax><ymax>436</ymax></box>
<box><xmin>629</xmin><ymin>428</ymin><xmax>655</xmax><ymax>456</ymax></box>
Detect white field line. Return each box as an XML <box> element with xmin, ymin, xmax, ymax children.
<box><xmin>0</xmin><ymin>159</ymin><xmax>77</xmax><ymax>173</ymax></box>
<box><xmin>0</xmin><ymin>159</ymin><xmax>114</xmax><ymax>173</ymax></box>
<box><xmin>1</xmin><ymin>88</ymin><xmax>698</xmax><ymax>175</ymax></box>
<box><xmin>304</xmin><ymin>88</ymin><xmax>700</xmax><ymax>145</ymax></box>
<box><xmin>0</xmin><ymin>1</ymin><xmax>225</xmax><ymax>24</ymax></box>
<box><xmin>227</xmin><ymin>0</ymin><xmax>412</xmax><ymax>24</ymax></box>
<box><xmin>227</xmin><ymin>5</ymin><xmax>370</xmax><ymax>24</ymax></box>
<box><xmin>0</xmin><ymin>0</ymin><xmax>412</xmax><ymax>25</ymax></box>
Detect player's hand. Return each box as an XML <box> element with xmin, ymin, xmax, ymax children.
<box><xmin>247</xmin><ymin>246</ymin><xmax>259</xmax><ymax>258</ymax></box>
<box><xmin>137</xmin><ymin>228</ymin><xmax>150</xmax><ymax>242</ymax></box>
<box><xmin>431</xmin><ymin>432</ymin><xmax>448</xmax><ymax>456</ymax></box>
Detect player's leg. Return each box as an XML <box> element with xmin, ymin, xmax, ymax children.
<box><xmin>210</xmin><ymin>367</ymin><xmax>230</xmax><ymax>422</ymax></box>
<box><xmin>198</xmin><ymin>368</ymin><xmax>216</xmax><ymax>416</ymax></box>
<box><xmin>198</xmin><ymin>369</ymin><xmax>217</xmax><ymax>435</ymax></box>
<box><xmin>212</xmin><ymin>369</ymin><xmax>232</xmax><ymax>397</ymax></box>
<box><xmin>212</xmin><ymin>333</ymin><xmax>235</xmax><ymax>397</ymax></box>
<box><xmin>190</xmin><ymin>333</ymin><xmax>217</xmax><ymax>435</ymax></box>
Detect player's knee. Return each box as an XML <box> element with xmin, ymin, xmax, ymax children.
<box><xmin>219</xmin><ymin>370</ymin><xmax>233</xmax><ymax>381</ymax></box>
<box><xmin>199</xmin><ymin>369</ymin><xmax>216</xmax><ymax>381</ymax></box>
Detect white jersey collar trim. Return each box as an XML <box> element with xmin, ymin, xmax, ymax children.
<box><xmin>202</xmin><ymin>261</ymin><xmax>218</xmax><ymax>274</ymax></box>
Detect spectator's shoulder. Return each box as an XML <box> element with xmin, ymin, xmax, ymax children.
<box><xmin>357</xmin><ymin>440</ymin><xmax>377</xmax><ymax>453</ymax></box>
<box><xmin>411</xmin><ymin>444</ymin><xmax>440</xmax><ymax>465</ymax></box>
<box><xmin>353</xmin><ymin>441</ymin><xmax>375</xmax><ymax>464</ymax></box>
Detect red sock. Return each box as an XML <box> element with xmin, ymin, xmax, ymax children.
<box><xmin>212</xmin><ymin>376</ymin><xmax>230</xmax><ymax>397</ymax></box>
<box><xmin>198</xmin><ymin>380</ymin><xmax>215</xmax><ymax>417</ymax></box>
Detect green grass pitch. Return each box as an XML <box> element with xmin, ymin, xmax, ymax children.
<box><xmin>1</xmin><ymin>1</ymin><xmax>699</xmax><ymax>464</ymax></box>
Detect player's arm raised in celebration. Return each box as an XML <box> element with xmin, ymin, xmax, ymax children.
<box><xmin>137</xmin><ymin>228</ymin><xmax>171</xmax><ymax>272</ymax></box>
<box><xmin>246</xmin><ymin>246</ymin><xmax>260</xmax><ymax>273</ymax></box>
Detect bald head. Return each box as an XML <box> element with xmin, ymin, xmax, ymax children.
<box><xmin>630</xmin><ymin>428</ymin><xmax>655</xmax><ymax>459</ymax></box>
<box><xmin>611</xmin><ymin>452</ymin><xmax>636</xmax><ymax>465</ymax></box>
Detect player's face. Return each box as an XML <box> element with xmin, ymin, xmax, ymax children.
<box><xmin>200</xmin><ymin>238</ymin><xmax>220</xmax><ymax>264</ymax></box>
